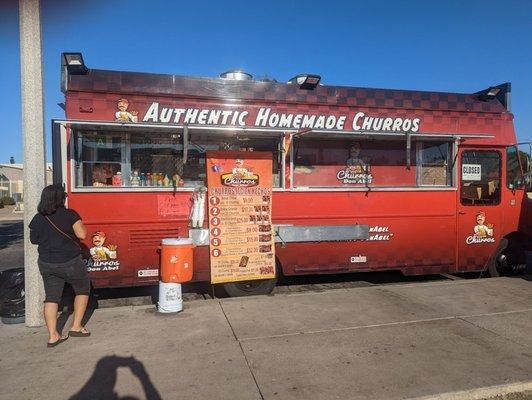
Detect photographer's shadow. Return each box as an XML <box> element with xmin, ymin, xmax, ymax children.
<box><xmin>69</xmin><ymin>355</ymin><xmax>162</xmax><ymax>400</ymax></box>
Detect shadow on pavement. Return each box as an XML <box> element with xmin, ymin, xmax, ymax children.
<box><xmin>68</xmin><ymin>356</ymin><xmax>162</xmax><ymax>400</ymax></box>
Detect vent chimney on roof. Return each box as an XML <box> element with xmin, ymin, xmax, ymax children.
<box><xmin>220</xmin><ymin>70</ymin><xmax>253</xmax><ymax>81</ymax></box>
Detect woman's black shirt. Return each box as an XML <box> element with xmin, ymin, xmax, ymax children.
<box><xmin>29</xmin><ymin>207</ymin><xmax>82</xmax><ymax>263</ymax></box>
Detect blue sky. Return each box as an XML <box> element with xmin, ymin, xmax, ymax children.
<box><xmin>0</xmin><ymin>0</ymin><xmax>531</xmax><ymax>163</ymax></box>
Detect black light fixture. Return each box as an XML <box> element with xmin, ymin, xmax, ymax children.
<box><xmin>289</xmin><ymin>74</ymin><xmax>321</xmax><ymax>90</ymax></box>
<box><xmin>62</xmin><ymin>52</ymin><xmax>88</xmax><ymax>75</ymax></box>
<box><xmin>475</xmin><ymin>83</ymin><xmax>511</xmax><ymax>110</ymax></box>
<box><xmin>484</xmin><ymin>86</ymin><xmax>501</xmax><ymax>99</ymax></box>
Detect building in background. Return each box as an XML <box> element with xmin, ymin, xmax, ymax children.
<box><xmin>0</xmin><ymin>163</ymin><xmax>53</xmax><ymax>202</ymax></box>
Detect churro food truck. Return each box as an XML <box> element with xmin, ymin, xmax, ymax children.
<box><xmin>54</xmin><ymin>53</ymin><xmax>532</xmax><ymax>296</ymax></box>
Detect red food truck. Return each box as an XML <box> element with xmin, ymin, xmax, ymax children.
<box><xmin>53</xmin><ymin>53</ymin><xmax>531</xmax><ymax>296</ymax></box>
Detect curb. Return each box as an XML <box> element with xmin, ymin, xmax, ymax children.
<box><xmin>411</xmin><ymin>381</ymin><xmax>532</xmax><ymax>400</ymax></box>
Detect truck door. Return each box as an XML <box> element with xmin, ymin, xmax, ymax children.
<box><xmin>456</xmin><ymin>148</ymin><xmax>502</xmax><ymax>272</ymax></box>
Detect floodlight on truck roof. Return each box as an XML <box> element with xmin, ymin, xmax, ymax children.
<box><xmin>61</xmin><ymin>52</ymin><xmax>88</xmax><ymax>75</ymax></box>
<box><xmin>288</xmin><ymin>74</ymin><xmax>321</xmax><ymax>90</ymax></box>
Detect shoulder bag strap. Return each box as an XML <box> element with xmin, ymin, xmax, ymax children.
<box><xmin>44</xmin><ymin>215</ymin><xmax>81</xmax><ymax>250</ymax></box>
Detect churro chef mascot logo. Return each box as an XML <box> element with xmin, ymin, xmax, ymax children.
<box><xmin>85</xmin><ymin>231</ymin><xmax>120</xmax><ymax>271</ymax></box>
<box><xmin>337</xmin><ymin>142</ymin><xmax>373</xmax><ymax>184</ymax></box>
<box><xmin>221</xmin><ymin>158</ymin><xmax>259</xmax><ymax>187</ymax></box>
<box><xmin>115</xmin><ymin>98</ymin><xmax>138</xmax><ymax>122</ymax></box>
<box><xmin>466</xmin><ymin>212</ymin><xmax>495</xmax><ymax>244</ymax></box>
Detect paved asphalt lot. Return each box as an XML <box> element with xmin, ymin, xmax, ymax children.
<box><xmin>1</xmin><ymin>215</ymin><xmax>532</xmax><ymax>399</ymax></box>
<box><xmin>1</xmin><ymin>276</ymin><xmax>531</xmax><ymax>400</ymax></box>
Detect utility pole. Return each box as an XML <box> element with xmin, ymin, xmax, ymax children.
<box><xmin>19</xmin><ymin>0</ymin><xmax>46</xmax><ymax>327</ymax></box>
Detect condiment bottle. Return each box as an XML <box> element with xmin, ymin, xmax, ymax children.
<box><xmin>131</xmin><ymin>170</ymin><xmax>140</xmax><ymax>186</ymax></box>
<box><xmin>112</xmin><ymin>172</ymin><xmax>122</xmax><ymax>186</ymax></box>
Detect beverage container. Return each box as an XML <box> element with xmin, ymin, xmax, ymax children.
<box><xmin>131</xmin><ymin>170</ymin><xmax>140</xmax><ymax>186</ymax></box>
<box><xmin>112</xmin><ymin>172</ymin><xmax>122</xmax><ymax>186</ymax></box>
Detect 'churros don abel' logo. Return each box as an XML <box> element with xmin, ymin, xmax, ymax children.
<box><xmin>466</xmin><ymin>212</ymin><xmax>495</xmax><ymax>244</ymax></box>
<box><xmin>84</xmin><ymin>231</ymin><xmax>121</xmax><ymax>272</ymax></box>
<box><xmin>221</xmin><ymin>158</ymin><xmax>259</xmax><ymax>187</ymax></box>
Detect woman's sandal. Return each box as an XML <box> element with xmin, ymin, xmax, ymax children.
<box><xmin>47</xmin><ymin>336</ymin><xmax>68</xmax><ymax>348</ymax></box>
<box><xmin>68</xmin><ymin>328</ymin><xmax>91</xmax><ymax>337</ymax></box>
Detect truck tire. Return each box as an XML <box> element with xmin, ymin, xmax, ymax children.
<box><xmin>223</xmin><ymin>277</ymin><xmax>277</xmax><ymax>297</ymax></box>
<box><xmin>222</xmin><ymin>260</ymin><xmax>280</xmax><ymax>297</ymax></box>
<box><xmin>488</xmin><ymin>238</ymin><xmax>527</xmax><ymax>277</ymax></box>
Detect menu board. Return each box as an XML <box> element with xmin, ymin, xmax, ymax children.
<box><xmin>206</xmin><ymin>151</ymin><xmax>276</xmax><ymax>284</ymax></box>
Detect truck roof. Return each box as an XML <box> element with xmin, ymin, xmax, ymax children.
<box><xmin>64</xmin><ymin>68</ymin><xmax>509</xmax><ymax>115</ymax></box>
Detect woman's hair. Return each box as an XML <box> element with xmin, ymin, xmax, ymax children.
<box><xmin>37</xmin><ymin>184</ymin><xmax>66</xmax><ymax>215</ymax></box>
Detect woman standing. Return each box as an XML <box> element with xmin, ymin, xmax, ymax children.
<box><xmin>29</xmin><ymin>184</ymin><xmax>91</xmax><ymax>347</ymax></box>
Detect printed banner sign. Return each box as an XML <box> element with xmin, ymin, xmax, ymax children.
<box><xmin>462</xmin><ymin>164</ymin><xmax>482</xmax><ymax>181</ymax></box>
<box><xmin>206</xmin><ymin>151</ymin><xmax>276</xmax><ymax>284</ymax></box>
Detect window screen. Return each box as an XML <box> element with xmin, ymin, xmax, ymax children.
<box><xmin>293</xmin><ymin>138</ymin><xmax>416</xmax><ymax>188</ymax></box>
<box><xmin>75</xmin><ymin>131</ymin><xmax>124</xmax><ymax>187</ymax></box>
<box><xmin>73</xmin><ymin>130</ymin><xmax>282</xmax><ymax>188</ymax></box>
<box><xmin>418</xmin><ymin>141</ymin><xmax>452</xmax><ymax>186</ymax></box>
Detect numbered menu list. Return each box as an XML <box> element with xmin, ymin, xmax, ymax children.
<box><xmin>208</xmin><ymin>189</ymin><xmax>275</xmax><ymax>284</ymax></box>
<box><xmin>206</xmin><ymin>151</ymin><xmax>276</xmax><ymax>284</ymax></box>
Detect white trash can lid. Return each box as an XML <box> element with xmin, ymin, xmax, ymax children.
<box><xmin>162</xmin><ymin>238</ymin><xmax>194</xmax><ymax>245</ymax></box>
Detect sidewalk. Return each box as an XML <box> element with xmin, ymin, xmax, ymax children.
<box><xmin>0</xmin><ymin>205</ymin><xmax>23</xmax><ymax>221</ymax></box>
<box><xmin>0</xmin><ymin>277</ymin><xmax>531</xmax><ymax>400</ymax></box>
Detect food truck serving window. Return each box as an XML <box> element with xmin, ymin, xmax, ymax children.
<box><xmin>73</xmin><ymin>129</ymin><xmax>283</xmax><ymax>189</ymax></box>
<box><xmin>292</xmin><ymin>137</ymin><xmax>452</xmax><ymax>189</ymax></box>
<box><xmin>418</xmin><ymin>141</ymin><xmax>452</xmax><ymax>186</ymax></box>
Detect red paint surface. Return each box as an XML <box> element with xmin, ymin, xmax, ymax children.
<box><xmin>60</xmin><ymin>70</ymin><xmax>527</xmax><ymax>288</ymax></box>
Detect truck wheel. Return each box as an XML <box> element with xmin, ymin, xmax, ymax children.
<box><xmin>222</xmin><ymin>260</ymin><xmax>280</xmax><ymax>297</ymax></box>
<box><xmin>489</xmin><ymin>238</ymin><xmax>527</xmax><ymax>277</ymax></box>
<box><xmin>223</xmin><ymin>278</ymin><xmax>277</xmax><ymax>297</ymax></box>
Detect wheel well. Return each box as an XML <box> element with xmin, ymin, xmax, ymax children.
<box><xmin>502</xmin><ymin>231</ymin><xmax>530</xmax><ymax>250</ymax></box>
<box><xmin>275</xmin><ymin>256</ymin><xmax>284</xmax><ymax>278</ymax></box>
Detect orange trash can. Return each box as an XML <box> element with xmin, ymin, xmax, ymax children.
<box><xmin>160</xmin><ymin>238</ymin><xmax>194</xmax><ymax>283</ymax></box>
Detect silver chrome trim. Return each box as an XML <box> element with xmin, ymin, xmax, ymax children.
<box><xmin>276</xmin><ymin>224</ymin><xmax>369</xmax><ymax>243</ymax></box>
<box><xmin>189</xmin><ymin>224</ymin><xmax>370</xmax><ymax>247</ymax></box>
<box><xmin>60</xmin><ymin>123</ymin><xmax>68</xmax><ymax>205</ymax></box>
<box><xmin>70</xmin><ymin>187</ymin><xmax>197</xmax><ymax>193</ymax></box>
<box><xmin>53</xmin><ymin>120</ymin><xmax>496</xmax><ymax>139</ymax></box>
<box><xmin>290</xmin><ymin>187</ymin><xmax>457</xmax><ymax>192</ymax></box>
<box><xmin>53</xmin><ymin>120</ymin><xmax>296</xmax><ymax>134</ymax></box>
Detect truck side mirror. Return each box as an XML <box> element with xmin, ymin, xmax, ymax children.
<box><xmin>526</xmin><ymin>155</ymin><xmax>532</xmax><ymax>191</ymax></box>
